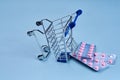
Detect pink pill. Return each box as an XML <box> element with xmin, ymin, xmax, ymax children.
<box><xmin>81</xmin><ymin>44</ymin><xmax>85</xmax><ymax>46</ymax></box>
<box><xmin>78</xmin><ymin>51</ymin><xmax>82</xmax><ymax>54</ymax></box>
<box><xmin>78</xmin><ymin>53</ymin><xmax>82</xmax><ymax>56</ymax></box>
<box><xmin>88</xmin><ymin>54</ymin><xmax>92</xmax><ymax>58</ymax></box>
<box><xmin>80</xmin><ymin>47</ymin><xmax>84</xmax><ymax>50</ymax></box>
<box><xmin>88</xmin><ymin>52</ymin><xmax>92</xmax><ymax>55</ymax></box>
<box><xmin>82</xmin><ymin>42</ymin><xmax>86</xmax><ymax>45</ymax></box>
<box><xmin>82</xmin><ymin>59</ymin><xmax>87</xmax><ymax>63</ymax></box>
<box><xmin>78</xmin><ymin>56</ymin><xmax>81</xmax><ymax>60</ymax></box>
<box><xmin>80</xmin><ymin>45</ymin><xmax>85</xmax><ymax>48</ymax></box>
<box><xmin>89</xmin><ymin>49</ymin><xmax>93</xmax><ymax>52</ymax></box>
<box><xmin>101</xmin><ymin>53</ymin><xmax>105</xmax><ymax>58</ymax></box>
<box><xmin>88</xmin><ymin>50</ymin><xmax>93</xmax><ymax>54</ymax></box>
<box><xmin>80</xmin><ymin>46</ymin><xmax>84</xmax><ymax>49</ymax></box>
<box><xmin>72</xmin><ymin>53</ymin><xmax>76</xmax><ymax>57</ymax></box>
<box><xmin>90</xmin><ymin>46</ymin><xmax>94</xmax><ymax>50</ymax></box>
<box><xmin>88</xmin><ymin>62</ymin><xmax>93</xmax><ymax>67</ymax></box>
<box><xmin>90</xmin><ymin>46</ymin><xmax>94</xmax><ymax>49</ymax></box>
<box><xmin>95</xmin><ymin>59</ymin><xmax>99</xmax><ymax>63</ymax></box>
<box><xmin>89</xmin><ymin>50</ymin><xmax>93</xmax><ymax>53</ymax></box>
<box><xmin>79</xmin><ymin>48</ymin><xmax>83</xmax><ymax>51</ymax></box>
<box><xmin>78</xmin><ymin>53</ymin><xmax>81</xmax><ymax>56</ymax></box>
<box><xmin>79</xmin><ymin>50</ymin><xmax>83</xmax><ymax>53</ymax></box>
<box><xmin>101</xmin><ymin>62</ymin><xmax>106</xmax><ymax>66</ymax></box>
<box><xmin>94</xmin><ymin>66</ymin><xmax>99</xmax><ymax>71</ymax></box>
<box><xmin>81</xmin><ymin>44</ymin><xmax>86</xmax><ymax>47</ymax></box>
<box><xmin>88</xmin><ymin>52</ymin><xmax>92</xmax><ymax>54</ymax></box>
<box><xmin>108</xmin><ymin>59</ymin><xmax>113</xmax><ymax>64</ymax></box>
<box><xmin>78</xmin><ymin>52</ymin><xmax>82</xmax><ymax>54</ymax></box>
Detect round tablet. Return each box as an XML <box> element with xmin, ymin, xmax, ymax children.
<box><xmin>78</xmin><ymin>52</ymin><xmax>82</xmax><ymax>56</ymax></box>
<box><xmin>82</xmin><ymin>42</ymin><xmax>86</xmax><ymax>45</ymax></box>
<box><xmin>101</xmin><ymin>62</ymin><xmax>106</xmax><ymax>66</ymax></box>
<box><xmin>78</xmin><ymin>56</ymin><xmax>81</xmax><ymax>60</ymax></box>
<box><xmin>80</xmin><ymin>47</ymin><xmax>84</xmax><ymax>50</ymax></box>
<box><xmin>94</xmin><ymin>66</ymin><xmax>99</xmax><ymax>71</ymax></box>
<box><xmin>101</xmin><ymin>53</ymin><xmax>105</xmax><ymax>58</ymax></box>
<box><xmin>108</xmin><ymin>59</ymin><xmax>113</xmax><ymax>64</ymax></box>
<box><xmin>82</xmin><ymin>59</ymin><xmax>87</xmax><ymax>63</ymax></box>
<box><xmin>72</xmin><ymin>53</ymin><xmax>76</xmax><ymax>57</ymax></box>
<box><xmin>79</xmin><ymin>49</ymin><xmax>83</xmax><ymax>53</ymax></box>
<box><xmin>90</xmin><ymin>46</ymin><xmax>94</xmax><ymax>49</ymax></box>
<box><xmin>88</xmin><ymin>62</ymin><xmax>93</xmax><ymax>67</ymax></box>
<box><xmin>88</xmin><ymin>54</ymin><xmax>92</xmax><ymax>58</ymax></box>
<box><xmin>88</xmin><ymin>51</ymin><xmax>93</xmax><ymax>54</ymax></box>
<box><xmin>95</xmin><ymin>59</ymin><xmax>99</xmax><ymax>63</ymax></box>
<box><xmin>89</xmin><ymin>48</ymin><xmax>94</xmax><ymax>52</ymax></box>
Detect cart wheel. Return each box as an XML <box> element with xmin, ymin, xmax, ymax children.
<box><xmin>37</xmin><ymin>45</ymin><xmax>50</xmax><ymax>61</ymax></box>
<box><xmin>37</xmin><ymin>54</ymin><xmax>44</xmax><ymax>60</ymax></box>
<box><xmin>36</xmin><ymin>21</ymin><xmax>43</xmax><ymax>26</ymax></box>
<box><xmin>41</xmin><ymin>45</ymin><xmax>50</xmax><ymax>53</ymax></box>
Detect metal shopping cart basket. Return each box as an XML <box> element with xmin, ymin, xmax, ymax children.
<box><xmin>27</xmin><ymin>9</ymin><xmax>82</xmax><ymax>62</ymax></box>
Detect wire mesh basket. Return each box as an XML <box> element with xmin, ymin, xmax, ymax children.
<box><xmin>27</xmin><ymin>9</ymin><xmax>82</xmax><ymax>62</ymax></box>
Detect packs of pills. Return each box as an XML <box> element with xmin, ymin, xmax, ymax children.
<box><xmin>74</xmin><ymin>42</ymin><xmax>96</xmax><ymax>59</ymax></box>
<box><xmin>70</xmin><ymin>42</ymin><xmax>117</xmax><ymax>71</ymax></box>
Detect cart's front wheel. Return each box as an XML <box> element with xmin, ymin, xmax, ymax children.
<box><xmin>42</xmin><ymin>45</ymin><xmax>50</xmax><ymax>53</ymax></box>
<box><xmin>37</xmin><ymin>45</ymin><xmax>50</xmax><ymax>61</ymax></box>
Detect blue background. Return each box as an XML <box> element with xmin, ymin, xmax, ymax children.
<box><xmin>0</xmin><ymin>0</ymin><xmax>120</xmax><ymax>80</ymax></box>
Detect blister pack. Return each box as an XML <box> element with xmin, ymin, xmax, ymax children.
<box><xmin>70</xmin><ymin>42</ymin><xmax>117</xmax><ymax>71</ymax></box>
<box><xmin>74</xmin><ymin>42</ymin><xmax>96</xmax><ymax>59</ymax></box>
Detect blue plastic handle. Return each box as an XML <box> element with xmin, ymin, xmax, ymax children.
<box><xmin>65</xmin><ymin>9</ymin><xmax>82</xmax><ymax>37</ymax></box>
<box><xmin>69</xmin><ymin>9</ymin><xmax>82</xmax><ymax>29</ymax></box>
<box><xmin>74</xmin><ymin>9</ymin><xmax>82</xmax><ymax>23</ymax></box>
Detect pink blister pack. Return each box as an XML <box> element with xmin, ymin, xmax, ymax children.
<box><xmin>71</xmin><ymin>42</ymin><xmax>117</xmax><ymax>71</ymax></box>
<box><xmin>73</xmin><ymin>42</ymin><xmax>96</xmax><ymax>59</ymax></box>
<box><xmin>91</xmin><ymin>52</ymin><xmax>116</xmax><ymax>71</ymax></box>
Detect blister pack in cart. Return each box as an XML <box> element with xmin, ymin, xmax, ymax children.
<box><xmin>27</xmin><ymin>9</ymin><xmax>82</xmax><ymax>62</ymax></box>
<box><xmin>70</xmin><ymin>42</ymin><xmax>117</xmax><ymax>71</ymax></box>
<box><xmin>27</xmin><ymin>9</ymin><xmax>117</xmax><ymax>71</ymax></box>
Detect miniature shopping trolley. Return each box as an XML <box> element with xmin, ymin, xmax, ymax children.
<box><xmin>27</xmin><ymin>9</ymin><xmax>117</xmax><ymax>71</ymax></box>
<box><xmin>27</xmin><ymin>9</ymin><xmax>82</xmax><ymax>62</ymax></box>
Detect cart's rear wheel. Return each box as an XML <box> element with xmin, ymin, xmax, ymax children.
<box><xmin>36</xmin><ymin>21</ymin><xmax>43</xmax><ymax>26</ymax></box>
<box><xmin>37</xmin><ymin>54</ymin><xmax>44</xmax><ymax>60</ymax></box>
